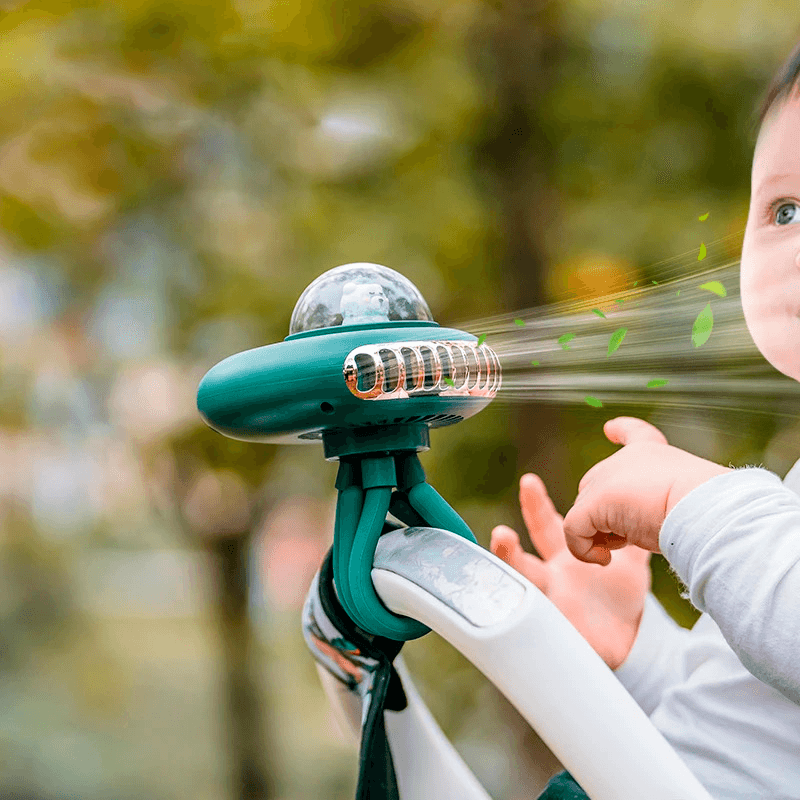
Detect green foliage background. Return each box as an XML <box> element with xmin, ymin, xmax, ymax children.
<box><xmin>1</xmin><ymin>1</ymin><xmax>799</xmax><ymax>799</ymax></box>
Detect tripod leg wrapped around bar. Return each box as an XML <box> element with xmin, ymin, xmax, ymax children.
<box><xmin>348</xmin><ymin>486</ymin><xmax>429</xmax><ymax>640</ymax></box>
<box><xmin>332</xmin><ymin>454</ymin><xmax>429</xmax><ymax>640</ymax></box>
<box><xmin>332</xmin><ymin>451</ymin><xmax>477</xmax><ymax>641</ymax></box>
<box><xmin>334</xmin><ymin>486</ymin><xmax>364</xmax><ymax>623</ymax></box>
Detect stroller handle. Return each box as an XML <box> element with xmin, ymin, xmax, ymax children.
<box><xmin>367</xmin><ymin>526</ymin><xmax>713</xmax><ymax>800</ymax></box>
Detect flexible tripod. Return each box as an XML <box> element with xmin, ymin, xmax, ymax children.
<box><xmin>332</xmin><ymin>449</ymin><xmax>475</xmax><ymax>641</ymax></box>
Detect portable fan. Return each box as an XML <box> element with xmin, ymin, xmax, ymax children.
<box><xmin>197</xmin><ymin>262</ymin><xmax>501</xmax><ymax>641</ymax></box>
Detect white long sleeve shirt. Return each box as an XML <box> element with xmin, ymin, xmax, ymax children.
<box><xmin>614</xmin><ymin>458</ymin><xmax>800</xmax><ymax>799</ymax></box>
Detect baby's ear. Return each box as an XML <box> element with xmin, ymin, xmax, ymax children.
<box><xmin>341</xmin><ymin>281</ymin><xmax>356</xmax><ymax>296</ymax></box>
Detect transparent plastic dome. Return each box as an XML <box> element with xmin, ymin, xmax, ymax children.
<box><xmin>289</xmin><ymin>263</ymin><xmax>435</xmax><ymax>335</ymax></box>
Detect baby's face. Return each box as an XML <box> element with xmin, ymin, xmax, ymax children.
<box><xmin>741</xmin><ymin>93</ymin><xmax>800</xmax><ymax>382</ymax></box>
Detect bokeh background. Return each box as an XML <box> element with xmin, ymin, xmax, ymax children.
<box><xmin>2</xmin><ymin>1</ymin><xmax>800</xmax><ymax>799</ymax></box>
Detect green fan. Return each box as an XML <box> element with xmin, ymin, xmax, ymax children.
<box><xmin>197</xmin><ymin>262</ymin><xmax>501</xmax><ymax>640</ymax></box>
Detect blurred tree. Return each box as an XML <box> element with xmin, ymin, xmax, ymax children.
<box><xmin>472</xmin><ymin>1</ymin><xmax>572</xmax><ymax>501</ymax></box>
<box><xmin>166</xmin><ymin>431</ymin><xmax>281</xmax><ymax>800</ymax></box>
<box><xmin>468</xmin><ymin>0</ymin><xmax>570</xmax><ymax>786</ymax></box>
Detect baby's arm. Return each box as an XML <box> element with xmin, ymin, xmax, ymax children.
<box><xmin>660</xmin><ymin>467</ymin><xmax>800</xmax><ymax>705</ymax></box>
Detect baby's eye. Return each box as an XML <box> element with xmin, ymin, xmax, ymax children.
<box><xmin>774</xmin><ymin>202</ymin><xmax>800</xmax><ymax>225</ymax></box>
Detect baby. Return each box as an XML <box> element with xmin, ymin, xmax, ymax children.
<box><xmin>492</xmin><ymin>41</ymin><xmax>800</xmax><ymax>800</ymax></box>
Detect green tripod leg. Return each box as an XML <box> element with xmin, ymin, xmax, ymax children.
<box><xmin>335</xmin><ymin>454</ymin><xmax>430</xmax><ymax>641</ymax></box>
<box><xmin>387</xmin><ymin>490</ymin><xmax>428</xmax><ymax>528</ymax></box>
<box><xmin>334</xmin><ymin>484</ymin><xmax>363</xmax><ymax>623</ymax></box>
<box><xmin>396</xmin><ymin>452</ymin><xmax>477</xmax><ymax>545</ymax></box>
<box><xmin>333</xmin><ymin>458</ymin><xmax>362</xmax><ymax>622</ymax></box>
<box><xmin>406</xmin><ymin>482</ymin><xmax>477</xmax><ymax>544</ymax></box>
<box><xmin>347</xmin><ymin>486</ymin><xmax>429</xmax><ymax>640</ymax></box>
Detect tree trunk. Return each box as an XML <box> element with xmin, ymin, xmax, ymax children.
<box><xmin>471</xmin><ymin>1</ymin><xmax>570</xmax><ymax>793</ymax></box>
<box><xmin>211</xmin><ymin>533</ymin><xmax>279</xmax><ymax>800</ymax></box>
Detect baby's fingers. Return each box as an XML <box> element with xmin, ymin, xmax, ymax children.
<box><xmin>491</xmin><ymin>525</ymin><xmax>524</xmax><ymax>567</ymax></box>
<box><xmin>604</xmin><ymin>416</ymin><xmax>668</xmax><ymax>447</ymax></box>
<box><xmin>519</xmin><ymin>473</ymin><xmax>564</xmax><ymax>560</ymax></box>
<box><xmin>562</xmin><ymin>502</ymin><xmax>612</xmax><ymax>566</ymax></box>
<box><xmin>491</xmin><ymin>525</ymin><xmax>549</xmax><ymax>590</ymax></box>
<box><xmin>568</xmin><ymin>536</ymin><xmax>612</xmax><ymax>566</ymax></box>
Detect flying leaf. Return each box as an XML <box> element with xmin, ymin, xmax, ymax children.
<box><xmin>558</xmin><ymin>333</ymin><xmax>576</xmax><ymax>350</ymax></box>
<box><xmin>443</xmin><ymin>376</ymin><xmax>455</xmax><ymax>387</ymax></box>
<box><xmin>615</xmin><ymin>298</ymin><xmax>625</xmax><ymax>305</ymax></box>
<box><xmin>652</xmin><ymin>280</ymin><xmax>659</xmax><ymax>285</ymax></box>
<box><xmin>585</xmin><ymin>396</ymin><xmax>603</xmax><ymax>408</ymax></box>
<box><xmin>591</xmin><ymin>308</ymin><xmax>606</xmax><ymax>318</ymax></box>
<box><xmin>633</xmin><ymin>281</ymin><xmax>639</xmax><ymax>287</ymax></box>
<box><xmin>477</xmin><ymin>334</ymin><xmax>487</xmax><ymax>347</ymax></box>
<box><xmin>647</xmin><ymin>379</ymin><xmax>669</xmax><ymax>388</ymax></box>
<box><xmin>531</xmin><ymin>360</ymin><xmax>539</xmax><ymax>366</ymax></box>
<box><xmin>698</xmin><ymin>242</ymin><xmax>707</xmax><ymax>261</ymax></box>
<box><xmin>607</xmin><ymin>327</ymin><xmax>628</xmax><ymax>357</ymax></box>
<box><xmin>698</xmin><ymin>212</ymin><xmax>709</xmax><ymax>221</ymax></box>
<box><xmin>676</xmin><ymin>290</ymin><xmax>681</xmax><ymax>297</ymax></box>
<box><xmin>514</xmin><ymin>318</ymin><xmax>525</xmax><ymax>326</ymax></box>
<box><xmin>692</xmin><ymin>303</ymin><xmax>713</xmax><ymax>348</ymax></box>
<box><xmin>699</xmin><ymin>281</ymin><xmax>727</xmax><ymax>297</ymax></box>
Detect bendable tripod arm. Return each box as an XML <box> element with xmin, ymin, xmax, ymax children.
<box><xmin>371</xmin><ymin>527</ymin><xmax>713</xmax><ymax>800</ymax></box>
<box><xmin>315</xmin><ymin>656</ymin><xmax>492</xmax><ymax>800</ymax></box>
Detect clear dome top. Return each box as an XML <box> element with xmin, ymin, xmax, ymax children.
<box><xmin>288</xmin><ymin>263</ymin><xmax>435</xmax><ymax>335</ymax></box>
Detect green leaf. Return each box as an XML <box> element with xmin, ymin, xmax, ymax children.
<box><xmin>676</xmin><ymin>290</ymin><xmax>681</xmax><ymax>297</ymax></box>
<box><xmin>591</xmin><ymin>308</ymin><xmax>606</xmax><ymax>318</ymax></box>
<box><xmin>514</xmin><ymin>318</ymin><xmax>525</xmax><ymax>326</ymax></box>
<box><xmin>647</xmin><ymin>379</ymin><xmax>669</xmax><ymax>388</ymax></box>
<box><xmin>477</xmin><ymin>333</ymin><xmax>487</xmax><ymax>347</ymax></box>
<box><xmin>607</xmin><ymin>327</ymin><xmax>628</xmax><ymax>357</ymax></box>
<box><xmin>698</xmin><ymin>212</ymin><xmax>709</xmax><ymax>221</ymax></box>
<box><xmin>585</xmin><ymin>396</ymin><xmax>603</xmax><ymax>408</ymax></box>
<box><xmin>698</xmin><ymin>242</ymin><xmax>707</xmax><ymax>261</ymax></box>
<box><xmin>633</xmin><ymin>281</ymin><xmax>639</xmax><ymax>286</ymax></box>
<box><xmin>443</xmin><ymin>376</ymin><xmax>455</xmax><ymax>387</ymax></box>
<box><xmin>558</xmin><ymin>332</ymin><xmax>575</xmax><ymax>350</ymax></box>
<box><xmin>692</xmin><ymin>302</ymin><xmax>714</xmax><ymax>348</ymax></box>
<box><xmin>652</xmin><ymin>280</ymin><xmax>659</xmax><ymax>285</ymax></box>
<box><xmin>699</xmin><ymin>280</ymin><xmax>726</xmax><ymax>297</ymax></box>
<box><xmin>531</xmin><ymin>360</ymin><xmax>539</xmax><ymax>366</ymax></box>
<box><xmin>615</xmin><ymin>298</ymin><xmax>625</xmax><ymax>305</ymax></box>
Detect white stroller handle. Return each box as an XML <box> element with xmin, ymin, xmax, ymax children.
<box><xmin>367</xmin><ymin>526</ymin><xmax>713</xmax><ymax>800</ymax></box>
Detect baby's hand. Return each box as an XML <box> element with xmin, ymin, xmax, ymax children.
<box><xmin>491</xmin><ymin>472</ymin><xmax>650</xmax><ymax>669</ymax></box>
<box><xmin>563</xmin><ymin>417</ymin><xmax>732</xmax><ymax>565</ymax></box>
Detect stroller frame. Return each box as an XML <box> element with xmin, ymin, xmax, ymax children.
<box><xmin>303</xmin><ymin>525</ymin><xmax>713</xmax><ymax>800</ymax></box>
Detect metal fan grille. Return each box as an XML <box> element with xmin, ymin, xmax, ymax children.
<box><xmin>343</xmin><ymin>340</ymin><xmax>501</xmax><ymax>401</ymax></box>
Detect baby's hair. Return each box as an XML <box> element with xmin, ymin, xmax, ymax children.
<box><xmin>753</xmin><ymin>38</ymin><xmax>800</xmax><ymax>135</ymax></box>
